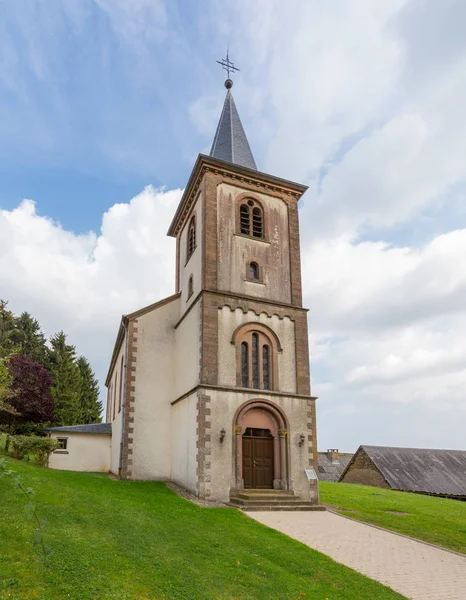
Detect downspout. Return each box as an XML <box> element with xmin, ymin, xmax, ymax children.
<box><xmin>118</xmin><ymin>319</ymin><xmax>129</xmax><ymax>475</ymax></box>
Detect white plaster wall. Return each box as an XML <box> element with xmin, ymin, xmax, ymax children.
<box><xmin>201</xmin><ymin>388</ymin><xmax>315</xmax><ymax>503</ymax></box>
<box><xmin>217</xmin><ymin>306</ymin><xmax>297</xmax><ymax>393</ymax></box>
<box><xmin>179</xmin><ymin>192</ymin><xmax>203</xmax><ymax>315</ymax></box>
<box><xmin>130</xmin><ymin>297</ymin><xmax>179</xmax><ymax>480</ymax></box>
<box><xmin>173</xmin><ymin>297</ymin><xmax>201</xmax><ymax>399</ymax></box>
<box><xmin>170</xmin><ymin>392</ymin><xmax>198</xmax><ymax>494</ymax></box>
<box><xmin>109</xmin><ymin>343</ymin><xmax>125</xmax><ymax>475</ymax></box>
<box><xmin>48</xmin><ymin>433</ymin><xmax>111</xmax><ymax>472</ymax></box>
<box><xmin>217</xmin><ymin>183</ymin><xmax>291</xmax><ymax>304</ymax></box>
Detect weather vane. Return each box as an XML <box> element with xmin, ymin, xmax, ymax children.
<box><xmin>216</xmin><ymin>49</ymin><xmax>239</xmax><ymax>88</ymax></box>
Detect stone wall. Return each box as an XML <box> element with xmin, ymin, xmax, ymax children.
<box><xmin>340</xmin><ymin>448</ymin><xmax>390</xmax><ymax>488</ymax></box>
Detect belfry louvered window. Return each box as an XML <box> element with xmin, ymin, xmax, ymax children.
<box><xmin>240</xmin><ymin>204</ymin><xmax>250</xmax><ymax>234</ymax></box>
<box><xmin>186</xmin><ymin>216</ymin><xmax>196</xmax><ymax>262</ymax></box>
<box><xmin>252</xmin><ymin>207</ymin><xmax>263</xmax><ymax>237</ymax></box>
<box><xmin>239</xmin><ymin>199</ymin><xmax>264</xmax><ymax>238</ymax></box>
<box><xmin>238</xmin><ymin>329</ymin><xmax>275</xmax><ymax>391</ymax></box>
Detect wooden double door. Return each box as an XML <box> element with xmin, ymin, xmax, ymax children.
<box><xmin>242</xmin><ymin>428</ymin><xmax>274</xmax><ymax>489</ymax></box>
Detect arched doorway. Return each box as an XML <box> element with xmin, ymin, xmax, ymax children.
<box><xmin>233</xmin><ymin>399</ymin><xmax>290</xmax><ymax>491</ymax></box>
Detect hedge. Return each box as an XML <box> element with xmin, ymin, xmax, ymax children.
<box><xmin>9</xmin><ymin>435</ymin><xmax>59</xmax><ymax>466</ymax></box>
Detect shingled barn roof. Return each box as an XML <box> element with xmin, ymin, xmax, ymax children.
<box><xmin>340</xmin><ymin>445</ymin><xmax>466</xmax><ymax>498</ymax></box>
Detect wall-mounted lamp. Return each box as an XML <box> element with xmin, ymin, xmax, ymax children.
<box><xmin>219</xmin><ymin>428</ymin><xmax>226</xmax><ymax>443</ymax></box>
<box><xmin>298</xmin><ymin>433</ymin><xmax>305</xmax><ymax>447</ymax></box>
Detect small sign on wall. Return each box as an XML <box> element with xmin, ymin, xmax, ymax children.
<box><xmin>304</xmin><ymin>468</ymin><xmax>317</xmax><ymax>481</ymax></box>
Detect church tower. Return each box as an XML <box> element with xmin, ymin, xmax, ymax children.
<box><xmin>166</xmin><ymin>75</ymin><xmax>318</xmax><ymax>503</ymax></box>
<box><xmin>104</xmin><ymin>63</ymin><xmax>318</xmax><ymax>507</ymax></box>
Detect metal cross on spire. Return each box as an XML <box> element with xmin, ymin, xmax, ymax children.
<box><xmin>216</xmin><ymin>49</ymin><xmax>240</xmax><ymax>85</ymax></box>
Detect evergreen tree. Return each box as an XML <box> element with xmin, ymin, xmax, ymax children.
<box><xmin>47</xmin><ymin>331</ymin><xmax>82</xmax><ymax>425</ymax></box>
<box><xmin>0</xmin><ymin>300</ymin><xmax>21</xmax><ymax>357</ymax></box>
<box><xmin>15</xmin><ymin>312</ymin><xmax>48</xmax><ymax>365</ymax></box>
<box><xmin>77</xmin><ymin>356</ymin><xmax>102</xmax><ymax>423</ymax></box>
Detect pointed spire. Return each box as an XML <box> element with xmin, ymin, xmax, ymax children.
<box><xmin>211</xmin><ymin>49</ymin><xmax>257</xmax><ymax>170</ymax></box>
<box><xmin>210</xmin><ymin>82</ymin><xmax>257</xmax><ymax>170</ymax></box>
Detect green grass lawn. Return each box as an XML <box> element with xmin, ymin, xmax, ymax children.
<box><xmin>0</xmin><ymin>456</ymin><xmax>407</xmax><ymax>600</ymax></box>
<box><xmin>320</xmin><ymin>481</ymin><xmax>466</xmax><ymax>554</ymax></box>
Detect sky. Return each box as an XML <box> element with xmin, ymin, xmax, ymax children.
<box><xmin>1</xmin><ymin>0</ymin><xmax>466</xmax><ymax>452</ymax></box>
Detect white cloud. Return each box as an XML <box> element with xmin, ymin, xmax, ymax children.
<box><xmin>303</xmin><ymin>230</ymin><xmax>466</xmax><ymax>333</ymax></box>
<box><xmin>0</xmin><ymin>186</ymin><xmax>179</xmax><ymax>387</ymax></box>
<box><xmin>304</xmin><ymin>229</ymin><xmax>466</xmax><ymax>450</ymax></box>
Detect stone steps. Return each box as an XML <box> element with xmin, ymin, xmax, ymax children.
<box><xmin>229</xmin><ymin>491</ymin><xmax>326</xmax><ymax>512</ymax></box>
<box><xmin>235</xmin><ymin>492</ymin><xmax>296</xmax><ymax>501</ymax></box>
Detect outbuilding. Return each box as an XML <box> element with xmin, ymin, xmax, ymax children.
<box><xmin>339</xmin><ymin>445</ymin><xmax>466</xmax><ymax>499</ymax></box>
<box><xmin>46</xmin><ymin>423</ymin><xmax>112</xmax><ymax>473</ymax></box>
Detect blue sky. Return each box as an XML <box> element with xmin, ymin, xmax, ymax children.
<box><xmin>1</xmin><ymin>0</ymin><xmax>466</xmax><ymax>451</ymax></box>
<box><xmin>0</xmin><ymin>0</ymin><xmax>233</xmax><ymax>231</ymax></box>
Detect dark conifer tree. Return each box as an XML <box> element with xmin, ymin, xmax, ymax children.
<box><xmin>77</xmin><ymin>356</ymin><xmax>102</xmax><ymax>423</ymax></box>
<box><xmin>48</xmin><ymin>331</ymin><xmax>82</xmax><ymax>425</ymax></box>
<box><xmin>15</xmin><ymin>312</ymin><xmax>48</xmax><ymax>365</ymax></box>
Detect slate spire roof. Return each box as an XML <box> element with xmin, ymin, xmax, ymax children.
<box><xmin>210</xmin><ymin>82</ymin><xmax>257</xmax><ymax>170</ymax></box>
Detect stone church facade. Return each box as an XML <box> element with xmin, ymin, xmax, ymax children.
<box><xmin>51</xmin><ymin>80</ymin><xmax>319</xmax><ymax>505</ymax></box>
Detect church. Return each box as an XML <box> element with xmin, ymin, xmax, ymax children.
<box><xmin>47</xmin><ymin>71</ymin><xmax>320</xmax><ymax>507</ymax></box>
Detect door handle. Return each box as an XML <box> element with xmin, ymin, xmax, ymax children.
<box><xmin>253</xmin><ymin>460</ymin><xmax>258</xmax><ymax>466</ymax></box>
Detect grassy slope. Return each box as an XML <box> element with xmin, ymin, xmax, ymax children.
<box><xmin>0</xmin><ymin>457</ymin><xmax>407</xmax><ymax>600</ymax></box>
<box><xmin>320</xmin><ymin>481</ymin><xmax>466</xmax><ymax>554</ymax></box>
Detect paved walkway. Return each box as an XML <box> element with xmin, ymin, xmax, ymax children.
<box><xmin>251</xmin><ymin>510</ymin><xmax>466</xmax><ymax>600</ymax></box>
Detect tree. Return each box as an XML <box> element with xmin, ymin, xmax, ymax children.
<box><xmin>0</xmin><ymin>300</ymin><xmax>21</xmax><ymax>357</ymax></box>
<box><xmin>77</xmin><ymin>357</ymin><xmax>102</xmax><ymax>423</ymax></box>
<box><xmin>15</xmin><ymin>312</ymin><xmax>48</xmax><ymax>366</ymax></box>
<box><xmin>47</xmin><ymin>331</ymin><xmax>81</xmax><ymax>425</ymax></box>
<box><xmin>0</xmin><ymin>358</ymin><xmax>18</xmax><ymax>420</ymax></box>
<box><xmin>2</xmin><ymin>355</ymin><xmax>55</xmax><ymax>434</ymax></box>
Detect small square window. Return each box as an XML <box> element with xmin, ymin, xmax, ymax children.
<box><xmin>57</xmin><ymin>438</ymin><xmax>68</xmax><ymax>450</ymax></box>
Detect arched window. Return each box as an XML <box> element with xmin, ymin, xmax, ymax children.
<box><xmin>238</xmin><ymin>199</ymin><xmax>264</xmax><ymax>238</ymax></box>
<box><xmin>241</xmin><ymin>342</ymin><xmax>249</xmax><ymax>387</ymax></box>
<box><xmin>263</xmin><ymin>344</ymin><xmax>270</xmax><ymax>390</ymax></box>
<box><xmin>188</xmin><ymin>275</ymin><xmax>194</xmax><ymax>298</ymax></box>
<box><xmin>235</xmin><ymin>325</ymin><xmax>279</xmax><ymax>391</ymax></box>
<box><xmin>240</xmin><ymin>204</ymin><xmax>250</xmax><ymax>235</ymax></box>
<box><xmin>252</xmin><ymin>207</ymin><xmax>263</xmax><ymax>238</ymax></box>
<box><xmin>249</xmin><ymin>261</ymin><xmax>259</xmax><ymax>280</ymax></box>
<box><xmin>186</xmin><ymin>216</ymin><xmax>196</xmax><ymax>262</ymax></box>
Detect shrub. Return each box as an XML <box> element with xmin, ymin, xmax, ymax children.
<box><xmin>9</xmin><ymin>435</ymin><xmax>59</xmax><ymax>466</ymax></box>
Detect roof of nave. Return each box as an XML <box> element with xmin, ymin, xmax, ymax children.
<box><xmin>45</xmin><ymin>423</ymin><xmax>111</xmax><ymax>434</ymax></box>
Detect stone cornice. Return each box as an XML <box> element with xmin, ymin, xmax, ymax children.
<box><xmin>167</xmin><ymin>154</ymin><xmax>308</xmax><ymax>238</ymax></box>
<box><xmin>171</xmin><ymin>383</ymin><xmax>318</xmax><ymax>406</ymax></box>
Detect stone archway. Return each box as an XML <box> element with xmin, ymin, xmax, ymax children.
<box><xmin>233</xmin><ymin>399</ymin><xmax>290</xmax><ymax>491</ymax></box>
